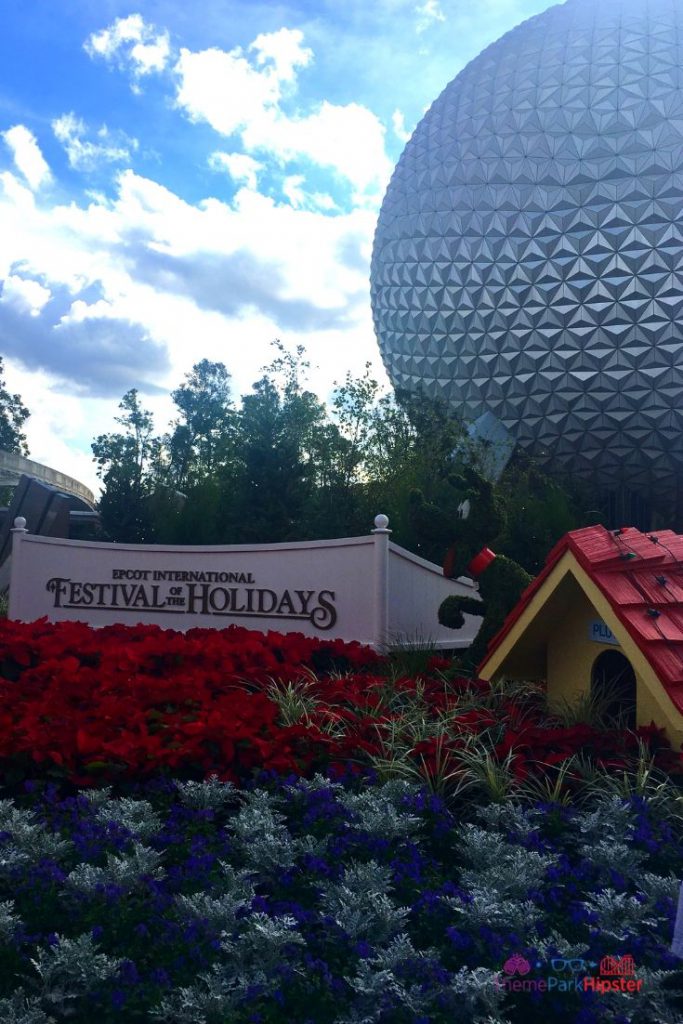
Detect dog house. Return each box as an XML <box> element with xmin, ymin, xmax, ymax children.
<box><xmin>478</xmin><ymin>525</ymin><xmax>683</xmax><ymax>749</ymax></box>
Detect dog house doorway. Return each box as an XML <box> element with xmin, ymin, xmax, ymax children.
<box><xmin>591</xmin><ymin>649</ymin><xmax>636</xmax><ymax>728</ymax></box>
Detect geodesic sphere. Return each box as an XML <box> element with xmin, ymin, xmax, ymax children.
<box><xmin>371</xmin><ymin>0</ymin><xmax>683</xmax><ymax>500</ymax></box>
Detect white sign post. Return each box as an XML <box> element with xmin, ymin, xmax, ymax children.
<box><xmin>8</xmin><ymin>515</ymin><xmax>482</xmax><ymax>650</ymax></box>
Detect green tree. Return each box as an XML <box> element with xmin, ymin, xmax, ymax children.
<box><xmin>358</xmin><ymin>387</ymin><xmax>471</xmax><ymax>553</ymax></box>
<box><xmin>87</xmin><ymin>342</ymin><xmax>587</xmax><ymax>567</ymax></box>
<box><xmin>496</xmin><ymin>457</ymin><xmax>588</xmax><ymax>573</ymax></box>
<box><xmin>330</xmin><ymin>365</ymin><xmax>382</xmax><ymax>489</ymax></box>
<box><xmin>91</xmin><ymin>389</ymin><xmax>162</xmax><ymax>542</ymax></box>
<box><xmin>217</xmin><ymin>342</ymin><xmax>354</xmax><ymax>542</ymax></box>
<box><xmin>270</xmin><ymin>345</ymin><xmax>361</xmax><ymax>538</ymax></box>
<box><xmin>224</xmin><ymin>373</ymin><xmax>315</xmax><ymax>542</ymax></box>
<box><xmin>0</xmin><ymin>357</ymin><xmax>29</xmax><ymax>456</ymax></box>
<box><xmin>166</xmin><ymin>360</ymin><xmax>235</xmax><ymax>491</ymax></box>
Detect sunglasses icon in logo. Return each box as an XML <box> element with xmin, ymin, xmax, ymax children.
<box><xmin>551</xmin><ymin>958</ymin><xmax>597</xmax><ymax>973</ymax></box>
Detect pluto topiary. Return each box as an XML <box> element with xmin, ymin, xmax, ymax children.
<box><xmin>409</xmin><ymin>467</ymin><xmax>532</xmax><ymax>668</ymax></box>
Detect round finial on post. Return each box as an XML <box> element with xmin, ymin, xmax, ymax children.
<box><xmin>12</xmin><ymin>516</ymin><xmax>27</xmax><ymax>533</ymax></box>
<box><xmin>372</xmin><ymin>513</ymin><xmax>391</xmax><ymax>533</ymax></box>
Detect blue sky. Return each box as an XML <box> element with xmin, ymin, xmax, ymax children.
<box><xmin>0</xmin><ymin>0</ymin><xmax>551</xmax><ymax>491</ymax></box>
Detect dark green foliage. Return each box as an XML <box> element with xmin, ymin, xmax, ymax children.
<box><xmin>91</xmin><ymin>389</ymin><xmax>161</xmax><ymax>543</ymax></box>
<box><xmin>0</xmin><ymin>357</ymin><xmax>29</xmax><ymax>456</ymax></box>
<box><xmin>166</xmin><ymin>358</ymin><xmax>235</xmax><ymax>492</ymax></box>
<box><xmin>408</xmin><ymin>465</ymin><xmax>506</xmax><ymax>577</ymax></box>
<box><xmin>227</xmin><ymin>373</ymin><xmax>315</xmax><ymax>542</ymax></box>
<box><xmin>89</xmin><ymin>350</ymin><xmax>597</xmax><ymax>676</ymax></box>
<box><xmin>360</xmin><ymin>387</ymin><xmax>471</xmax><ymax>557</ymax></box>
<box><xmin>411</xmin><ymin>466</ymin><xmax>532</xmax><ymax>669</ymax></box>
<box><xmin>459</xmin><ymin>554</ymin><xmax>532</xmax><ymax>665</ymax></box>
<box><xmin>496</xmin><ymin>457</ymin><xmax>588</xmax><ymax>574</ymax></box>
<box><xmin>438</xmin><ymin>595</ymin><xmax>484</xmax><ymax>630</ymax></box>
<box><xmin>91</xmin><ymin>345</ymin><xmax>585</xmax><ymax>590</ymax></box>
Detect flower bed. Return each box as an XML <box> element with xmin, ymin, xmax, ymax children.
<box><xmin>0</xmin><ymin>620</ymin><xmax>677</xmax><ymax>792</ymax></box>
<box><xmin>0</xmin><ymin>620</ymin><xmax>379</xmax><ymax>785</ymax></box>
<box><xmin>0</xmin><ymin>775</ymin><xmax>681</xmax><ymax>1023</ymax></box>
<box><xmin>0</xmin><ymin>620</ymin><xmax>682</xmax><ymax>1023</ymax></box>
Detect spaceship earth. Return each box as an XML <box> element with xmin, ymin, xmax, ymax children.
<box><xmin>371</xmin><ymin>0</ymin><xmax>683</xmax><ymax>505</ymax></box>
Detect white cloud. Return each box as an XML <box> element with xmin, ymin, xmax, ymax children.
<box><xmin>415</xmin><ymin>0</ymin><xmax>446</xmax><ymax>33</ymax></box>
<box><xmin>86</xmin><ymin>19</ymin><xmax>392</xmax><ymax>202</ymax></box>
<box><xmin>174</xmin><ymin>31</ymin><xmax>392</xmax><ymax>201</ymax></box>
<box><xmin>242</xmin><ymin>100</ymin><xmax>392</xmax><ymax>200</ymax></box>
<box><xmin>174</xmin><ymin>27</ymin><xmax>312</xmax><ymax>137</ymax></box>
<box><xmin>209</xmin><ymin>152</ymin><xmax>263</xmax><ymax>189</ymax></box>
<box><xmin>85</xmin><ymin>14</ymin><xmax>170</xmax><ymax>78</ymax></box>
<box><xmin>175</xmin><ymin>44</ymin><xmax>282</xmax><ymax>136</ymax></box>
<box><xmin>282</xmin><ymin>174</ymin><xmax>306</xmax><ymax>208</ymax></box>
<box><xmin>2</xmin><ymin>126</ymin><xmax>51</xmax><ymax>191</ymax></box>
<box><xmin>250</xmin><ymin>27</ymin><xmax>313</xmax><ymax>82</ymax></box>
<box><xmin>52</xmin><ymin>113</ymin><xmax>138</xmax><ymax>171</ymax></box>
<box><xmin>0</xmin><ymin>274</ymin><xmax>51</xmax><ymax>317</ymax></box>
<box><xmin>281</xmin><ymin>174</ymin><xmax>336</xmax><ymax>211</ymax></box>
<box><xmin>392</xmin><ymin>108</ymin><xmax>412</xmax><ymax>143</ymax></box>
<box><xmin>0</xmin><ymin>162</ymin><xmax>380</xmax><ymax>402</ymax></box>
<box><xmin>1</xmin><ymin>356</ymin><xmax>112</xmax><ymax>496</ymax></box>
<box><xmin>0</xmin><ymin>149</ymin><xmax>391</xmax><ymax>502</ymax></box>
<box><xmin>4</xmin><ymin>19</ymin><xmax>399</xmax><ymax>479</ymax></box>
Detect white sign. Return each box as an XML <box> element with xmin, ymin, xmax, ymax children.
<box><xmin>8</xmin><ymin>517</ymin><xmax>482</xmax><ymax>650</ymax></box>
<box><xmin>588</xmin><ymin>619</ymin><xmax>620</xmax><ymax>646</ymax></box>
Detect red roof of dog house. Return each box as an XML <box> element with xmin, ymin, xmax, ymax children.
<box><xmin>480</xmin><ymin>525</ymin><xmax>683</xmax><ymax>713</ymax></box>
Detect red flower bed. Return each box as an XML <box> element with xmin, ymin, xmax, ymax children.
<box><xmin>0</xmin><ymin>619</ymin><xmax>678</xmax><ymax>789</ymax></box>
<box><xmin>0</xmin><ymin>619</ymin><xmax>379</xmax><ymax>785</ymax></box>
<box><xmin>494</xmin><ymin>721</ymin><xmax>681</xmax><ymax>780</ymax></box>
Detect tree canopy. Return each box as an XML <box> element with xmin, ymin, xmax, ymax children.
<box><xmin>0</xmin><ymin>357</ymin><xmax>30</xmax><ymax>457</ymax></box>
<box><xmin>91</xmin><ymin>342</ymin><xmax>591</xmax><ymax>569</ymax></box>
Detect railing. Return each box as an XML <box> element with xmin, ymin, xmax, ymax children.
<box><xmin>0</xmin><ymin>451</ymin><xmax>95</xmax><ymax>507</ymax></box>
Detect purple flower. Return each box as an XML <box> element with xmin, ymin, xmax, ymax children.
<box><xmin>110</xmin><ymin>989</ymin><xmax>127</xmax><ymax>1009</ymax></box>
<box><xmin>569</xmin><ymin>902</ymin><xmax>595</xmax><ymax>925</ymax></box>
<box><xmin>445</xmin><ymin>927</ymin><xmax>472</xmax><ymax>950</ymax></box>
<box><xmin>118</xmin><ymin>959</ymin><xmax>140</xmax><ymax>985</ymax></box>
<box><xmin>301</xmin><ymin>853</ymin><xmax>332</xmax><ymax>875</ymax></box>
<box><xmin>355</xmin><ymin>940</ymin><xmax>374</xmax><ymax>958</ymax></box>
<box><xmin>413</xmin><ymin>889</ymin><xmax>441</xmax><ymax>912</ymax></box>
<box><xmin>148</xmin><ymin>967</ymin><xmax>171</xmax><ymax>987</ymax></box>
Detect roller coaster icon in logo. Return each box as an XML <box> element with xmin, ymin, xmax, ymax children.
<box><xmin>599</xmin><ymin>955</ymin><xmax>635</xmax><ymax>977</ymax></box>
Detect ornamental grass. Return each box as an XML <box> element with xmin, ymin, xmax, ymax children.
<box><xmin>0</xmin><ymin>619</ymin><xmax>681</xmax><ymax>1023</ymax></box>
